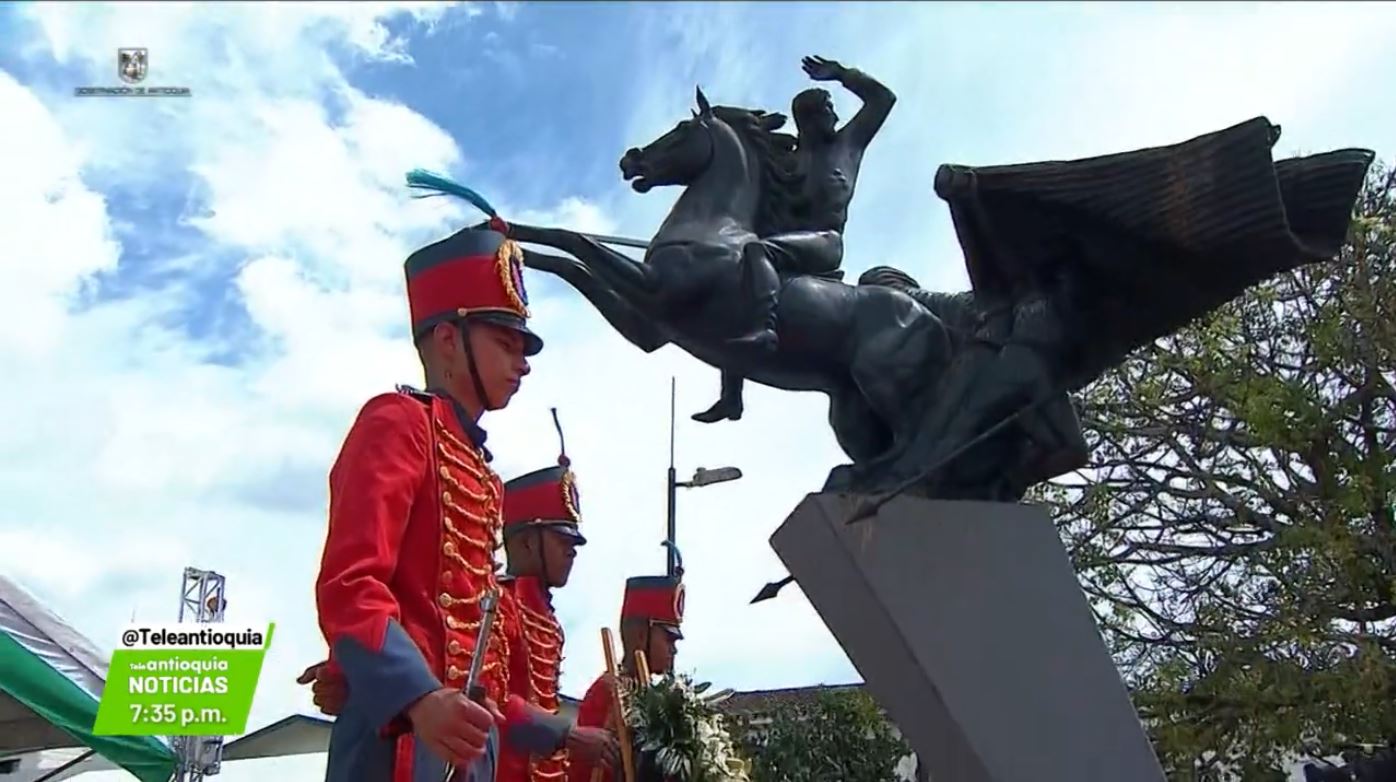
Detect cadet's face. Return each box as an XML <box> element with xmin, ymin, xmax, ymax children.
<box><xmin>466</xmin><ymin>323</ymin><xmax>530</xmax><ymax>410</ymax></box>
<box><xmin>646</xmin><ymin>626</ymin><xmax>678</xmax><ymax>673</ymax></box>
<box><xmin>540</xmin><ymin>528</ymin><xmax>578</xmax><ymax>587</ymax></box>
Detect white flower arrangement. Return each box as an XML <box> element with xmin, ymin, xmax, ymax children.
<box><xmin>622</xmin><ymin>671</ymin><xmax>753</xmax><ymax>782</ymax></box>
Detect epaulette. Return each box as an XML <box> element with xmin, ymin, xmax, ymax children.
<box><xmin>395</xmin><ymin>384</ymin><xmax>435</xmax><ymax>405</ymax></box>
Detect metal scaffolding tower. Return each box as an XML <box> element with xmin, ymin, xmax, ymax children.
<box><xmin>171</xmin><ymin>567</ymin><xmax>227</xmax><ymax>782</ymax></box>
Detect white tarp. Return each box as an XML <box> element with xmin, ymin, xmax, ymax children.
<box><xmin>0</xmin><ymin>574</ymin><xmax>175</xmax><ymax>782</ymax></box>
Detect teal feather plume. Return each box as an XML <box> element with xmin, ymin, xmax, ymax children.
<box><xmin>405</xmin><ymin>169</ymin><xmax>498</xmax><ymax>218</ymax></box>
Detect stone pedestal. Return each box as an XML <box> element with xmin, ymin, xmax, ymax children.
<box><xmin>769</xmin><ymin>493</ymin><xmax>1165</xmax><ymax>782</ymax></box>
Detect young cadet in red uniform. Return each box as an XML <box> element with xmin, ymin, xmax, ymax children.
<box><xmin>565</xmin><ymin>574</ymin><xmax>685</xmax><ymax>782</ymax></box>
<box><xmin>299</xmin><ymin>434</ymin><xmax>621</xmax><ymax>779</ymax></box>
<box><xmin>314</xmin><ymin>219</ymin><xmax>574</xmax><ymax>782</ymax></box>
<box><xmin>496</xmin><ymin>412</ymin><xmax>619</xmax><ymax>782</ymax></box>
<box><xmin>303</xmin><ymin>410</ymin><xmax>621</xmax><ymax>779</ymax></box>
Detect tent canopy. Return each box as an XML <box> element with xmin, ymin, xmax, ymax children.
<box><xmin>1</xmin><ymin>687</ymin><xmax>83</xmax><ymax>755</ymax></box>
<box><xmin>5</xmin><ymin>715</ymin><xmax>335</xmax><ymax>782</ymax></box>
<box><xmin>2</xmin><ymin>574</ymin><xmax>337</xmax><ymax>780</ymax></box>
<box><xmin>0</xmin><ymin>574</ymin><xmax>176</xmax><ymax>782</ymax></box>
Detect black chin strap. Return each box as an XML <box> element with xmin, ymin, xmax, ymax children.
<box><xmin>457</xmin><ymin>320</ymin><xmax>493</xmax><ymax>411</ymax></box>
<box><xmin>534</xmin><ymin>527</ymin><xmax>552</xmax><ymax>589</ymax></box>
<box><xmin>643</xmin><ymin>623</ymin><xmax>654</xmax><ymax>677</ymax></box>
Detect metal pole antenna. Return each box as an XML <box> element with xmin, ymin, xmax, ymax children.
<box><xmin>666</xmin><ymin>377</ymin><xmax>678</xmax><ymax>576</ymax></box>
<box><xmin>172</xmin><ymin>567</ymin><xmax>227</xmax><ymax>781</ymax></box>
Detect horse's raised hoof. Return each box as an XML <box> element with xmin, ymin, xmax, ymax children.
<box><xmin>692</xmin><ymin>399</ymin><xmax>744</xmax><ymax>424</ymax></box>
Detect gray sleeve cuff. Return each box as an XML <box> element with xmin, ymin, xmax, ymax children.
<box><xmin>504</xmin><ymin>708</ymin><xmax>572</xmax><ymax>755</ymax></box>
<box><xmin>333</xmin><ymin>619</ymin><xmax>441</xmax><ymax>730</ymax></box>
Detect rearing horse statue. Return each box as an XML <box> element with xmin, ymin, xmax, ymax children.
<box><xmin>508</xmin><ymin>88</ymin><xmax>957</xmax><ymax>494</ymax></box>
<box><xmin>487</xmin><ymin>88</ymin><xmax>1374</xmax><ymax>504</ymax></box>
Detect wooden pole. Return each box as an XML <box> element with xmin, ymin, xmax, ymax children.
<box><xmin>597</xmin><ymin>627</ymin><xmax>636</xmax><ymax>782</ymax></box>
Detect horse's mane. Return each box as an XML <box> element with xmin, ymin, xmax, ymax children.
<box><xmin>711</xmin><ymin>105</ymin><xmax>808</xmax><ymax>237</ymax></box>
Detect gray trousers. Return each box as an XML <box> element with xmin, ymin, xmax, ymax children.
<box><xmin>324</xmin><ymin>711</ymin><xmax>499</xmax><ymax>782</ymax></box>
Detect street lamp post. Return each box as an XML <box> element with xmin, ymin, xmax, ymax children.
<box><xmin>665</xmin><ymin>378</ymin><xmax>742</xmax><ymax>576</ymax></box>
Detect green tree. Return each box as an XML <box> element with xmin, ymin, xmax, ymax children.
<box><xmin>1040</xmin><ymin>162</ymin><xmax>1396</xmax><ymax>778</ymax></box>
<box><xmin>738</xmin><ymin>689</ymin><xmax>913</xmax><ymax>782</ymax></box>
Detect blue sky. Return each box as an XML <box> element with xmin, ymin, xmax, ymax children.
<box><xmin>2</xmin><ymin>1</ymin><xmax>1394</xmax><ymax>779</ymax></box>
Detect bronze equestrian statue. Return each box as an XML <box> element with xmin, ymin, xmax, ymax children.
<box><xmin>438</xmin><ymin>57</ymin><xmax>1372</xmax><ymax>506</ymax></box>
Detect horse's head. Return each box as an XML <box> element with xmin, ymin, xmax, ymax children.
<box><xmin>619</xmin><ymin>86</ymin><xmax>719</xmax><ymax>193</ymax></box>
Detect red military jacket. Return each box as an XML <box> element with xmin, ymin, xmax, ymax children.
<box><xmin>316</xmin><ymin>388</ymin><xmax>569</xmax><ymax>782</ymax></box>
<box><xmin>567</xmin><ymin>574</ymin><xmax>684</xmax><ymax>782</ymax></box>
<box><xmin>498</xmin><ymin>575</ymin><xmax>569</xmax><ymax>782</ymax></box>
<box><xmin>567</xmin><ymin>673</ymin><xmax>619</xmax><ymax>782</ymax></box>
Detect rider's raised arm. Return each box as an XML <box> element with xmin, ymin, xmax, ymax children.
<box><xmin>836</xmin><ymin>66</ymin><xmax>896</xmax><ymax>149</ymax></box>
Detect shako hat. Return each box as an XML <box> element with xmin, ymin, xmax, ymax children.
<box><xmin>621</xmin><ymin>574</ymin><xmax>684</xmax><ymax>640</ymax></box>
<box><xmin>402</xmin><ymin>170</ymin><xmax>542</xmax><ymax>356</ymax></box>
<box><xmin>502</xmin><ymin>408</ymin><xmax>586</xmax><ymax>545</ymax></box>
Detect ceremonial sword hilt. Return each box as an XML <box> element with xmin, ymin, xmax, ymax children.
<box><xmin>444</xmin><ymin>588</ymin><xmax>502</xmax><ymax>782</ymax></box>
<box><xmin>463</xmin><ymin>589</ymin><xmax>500</xmax><ymax>700</ymax></box>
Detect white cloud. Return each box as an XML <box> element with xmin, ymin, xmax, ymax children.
<box><xmin>187</xmin><ymin>92</ymin><xmax>465</xmax><ymax>286</ymax></box>
<box><xmin>15</xmin><ymin>1</ymin><xmax>465</xmax><ymax>190</ymax></box>
<box><xmin>0</xmin><ymin>528</ymin><xmax>191</xmax><ymax>603</ymax></box>
<box><xmin>1</xmin><ymin>3</ymin><xmax>1394</xmax><ymax>780</ymax></box>
<box><xmin>492</xmin><ymin>1</ymin><xmax>520</xmax><ymax>23</ymax></box>
<box><xmin>0</xmin><ymin>71</ymin><xmax>121</xmax><ymax>356</ymax></box>
<box><xmin>514</xmin><ymin>197</ymin><xmax>617</xmax><ymax>238</ymax></box>
<box><xmin>24</xmin><ymin>1</ymin><xmax>459</xmax><ymax>72</ymax></box>
<box><xmin>0</xmin><ymin>6</ymin><xmax>490</xmax><ymax>778</ymax></box>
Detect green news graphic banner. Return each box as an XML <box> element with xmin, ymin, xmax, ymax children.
<box><xmin>94</xmin><ymin>623</ymin><xmax>275</xmax><ymax>736</ymax></box>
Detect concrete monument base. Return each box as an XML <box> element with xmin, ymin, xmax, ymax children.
<box><xmin>769</xmin><ymin>493</ymin><xmax>1166</xmax><ymax>782</ymax></box>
